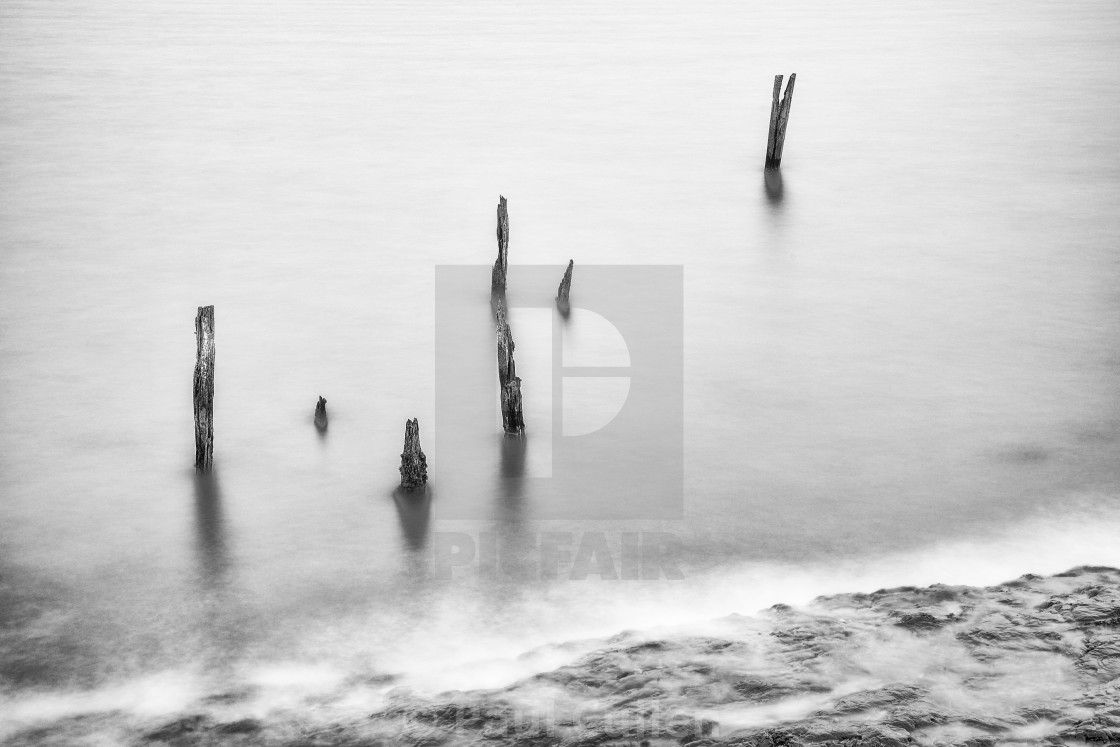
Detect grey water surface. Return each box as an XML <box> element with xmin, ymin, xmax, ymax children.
<box><xmin>2</xmin><ymin>0</ymin><xmax>1120</xmax><ymax>732</ymax></box>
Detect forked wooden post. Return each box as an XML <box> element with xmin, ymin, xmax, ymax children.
<box><xmin>193</xmin><ymin>305</ymin><xmax>215</xmax><ymax>472</ymax></box>
<box><xmin>491</xmin><ymin>195</ymin><xmax>510</xmax><ymax>292</ymax></box>
<box><xmin>494</xmin><ymin>296</ymin><xmax>525</xmax><ymax>435</ymax></box>
<box><xmin>765</xmin><ymin>73</ymin><xmax>796</xmax><ymax>170</ymax></box>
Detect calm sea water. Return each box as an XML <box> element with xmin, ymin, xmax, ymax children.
<box><xmin>2</xmin><ymin>0</ymin><xmax>1120</xmax><ymax>733</ymax></box>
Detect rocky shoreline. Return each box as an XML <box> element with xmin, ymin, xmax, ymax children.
<box><xmin>6</xmin><ymin>566</ymin><xmax>1120</xmax><ymax>746</ymax></box>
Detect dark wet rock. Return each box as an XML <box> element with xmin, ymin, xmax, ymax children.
<box><xmin>733</xmin><ymin>678</ymin><xmax>827</xmax><ymax>702</ymax></box>
<box><xmin>882</xmin><ymin>703</ymin><xmax>952</xmax><ymax>730</ymax></box>
<box><xmin>143</xmin><ymin>714</ymin><xmax>209</xmax><ymax>740</ymax></box>
<box><xmin>1018</xmin><ymin>705</ymin><xmax>1069</xmax><ymax>722</ymax></box>
<box><xmin>16</xmin><ymin>567</ymin><xmax>1120</xmax><ymax>747</ymax></box>
<box><xmin>727</xmin><ymin>722</ymin><xmax>912</xmax><ymax>747</ymax></box>
<box><xmin>1</xmin><ymin>714</ymin><xmax>127</xmax><ymax>747</ymax></box>
<box><xmin>1039</xmin><ymin>584</ymin><xmax>1120</xmax><ymax>627</ymax></box>
<box><xmin>408</xmin><ymin>700</ymin><xmax>511</xmax><ymax>728</ymax></box>
<box><xmin>1057</xmin><ymin>565</ymin><xmax>1119</xmax><ymax>577</ymax></box>
<box><xmin>214</xmin><ymin>718</ymin><xmax>262</xmax><ymax>733</ymax></box>
<box><xmin>1057</xmin><ymin>717</ymin><xmax>1120</xmax><ymax>743</ymax></box>
<box><xmin>891</xmin><ymin>609</ymin><xmax>957</xmax><ymax>631</ymax></box>
<box><xmin>1077</xmin><ymin>632</ymin><xmax>1120</xmax><ymax>679</ymax></box>
<box><xmin>955</xmin><ymin>623</ymin><xmax>1060</xmax><ymax>649</ymax></box>
<box><xmin>957</xmin><ymin>713</ymin><xmax>1017</xmax><ymax>733</ymax></box>
<box><xmin>828</xmin><ymin>683</ymin><xmax>927</xmax><ymax>713</ymax></box>
<box><xmin>956</xmin><ymin>738</ymin><xmax>997</xmax><ymax>747</ymax></box>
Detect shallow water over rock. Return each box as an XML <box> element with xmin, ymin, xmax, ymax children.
<box><xmin>4</xmin><ymin>566</ymin><xmax>1119</xmax><ymax>746</ymax></box>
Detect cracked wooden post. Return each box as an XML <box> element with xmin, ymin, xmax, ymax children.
<box><xmin>494</xmin><ymin>296</ymin><xmax>525</xmax><ymax>435</ymax></box>
<box><xmin>399</xmin><ymin>418</ymin><xmax>428</xmax><ymax>490</ymax></box>
<box><xmin>193</xmin><ymin>305</ymin><xmax>215</xmax><ymax>472</ymax></box>
<box><xmin>765</xmin><ymin>73</ymin><xmax>796</xmax><ymax>170</ymax></box>
<box><xmin>491</xmin><ymin>195</ymin><xmax>509</xmax><ymax>293</ymax></box>
<box><xmin>314</xmin><ymin>396</ymin><xmax>328</xmax><ymax>430</ymax></box>
<box><xmin>556</xmin><ymin>259</ymin><xmax>574</xmax><ymax>315</ymax></box>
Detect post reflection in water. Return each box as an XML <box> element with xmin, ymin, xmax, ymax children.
<box><xmin>393</xmin><ymin>486</ymin><xmax>432</xmax><ymax>553</ymax></box>
<box><xmin>192</xmin><ymin>470</ymin><xmax>229</xmax><ymax>588</ymax></box>
<box><xmin>763</xmin><ymin>168</ymin><xmax>784</xmax><ymax>207</ymax></box>
<box><xmin>498</xmin><ymin>435</ymin><xmax>527</xmax><ymax>521</ymax></box>
<box><xmin>191</xmin><ymin>469</ymin><xmax>244</xmax><ymax>676</ymax></box>
<box><xmin>491</xmin><ymin>435</ymin><xmax>534</xmax><ymax>579</ymax></box>
<box><xmin>393</xmin><ymin>485</ymin><xmax>433</xmax><ymax>585</ymax></box>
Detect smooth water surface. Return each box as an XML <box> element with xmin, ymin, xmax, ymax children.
<box><xmin>2</xmin><ymin>0</ymin><xmax>1119</xmax><ymax>732</ymax></box>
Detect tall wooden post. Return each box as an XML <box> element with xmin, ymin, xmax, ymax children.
<box><xmin>491</xmin><ymin>195</ymin><xmax>509</xmax><ymax>292</ymax></box>
<box><xmin>765</xmin><ymin>74</ymin><xmax>796</xmax><ymax>170</ymax></box>
<box><xmin>494</xmin><ymin>296</ymin><xmax>525</xmax><ymax>435</ymax></box>
<box><xmin>193</xmin><ymin>305</ymin><xmax>215</xmax><ymax>472</ymax></box>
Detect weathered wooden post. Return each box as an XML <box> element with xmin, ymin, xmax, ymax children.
<box><xmin>314</xmin><ymin>396</ymin><xmax>328</xmax><ymax>430</ymax></box>
<box><xmin>494</xmin><ymin>296</ymin><xmax>525</xmax><ymax>435</ymax></box>
<box><xmin>193</xmin><ymin>305</ymin><xmax>215</xmax><ymax>472</ymax></box>
<box><xmin>556</xmin><ymin>259</ymin><xmax>574</xmax><ymax>315</ymax></box>
<box><xmin>491</xmin><ymin>195</ymin><xmax>509</xmax><ymax>292</ymax></box>
<box><xmin>399</xmin><ymin>418</ymin><xmax>428</xmax><ymax>490</ymax></box>
<box><xmin>765</xmin><ymin>73</ymin><xmax>796</xmax><ymax>170</ymax></box>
